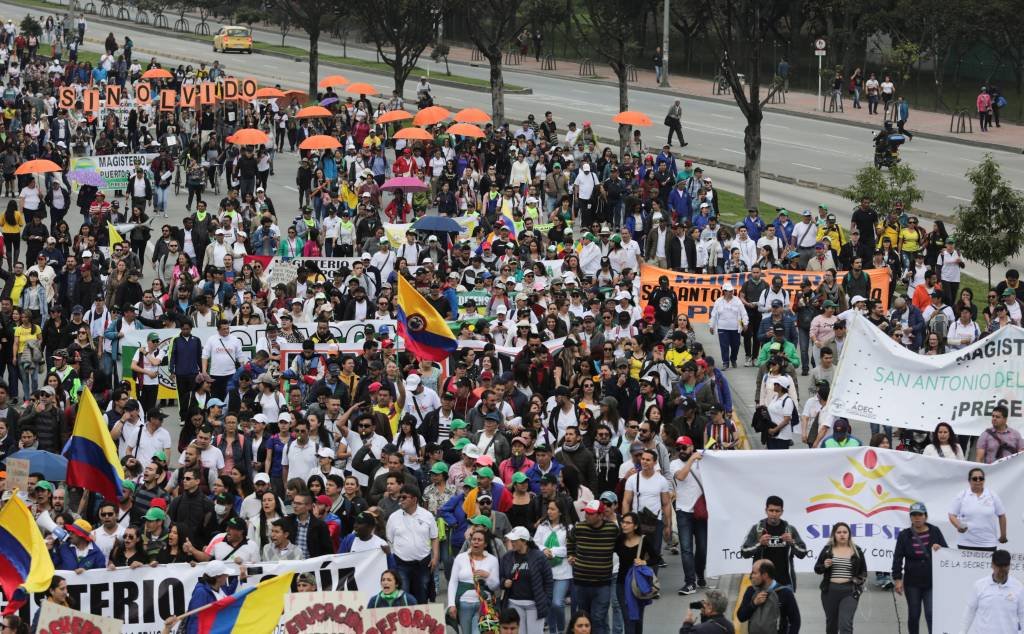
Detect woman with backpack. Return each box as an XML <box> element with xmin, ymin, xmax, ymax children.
<box><xmin>814</xmin><ymin>522</ymin><xmax>867</xmax><ymax>634</ymax></box>
<box><xmin>764</xmin><ymin>376</ymin><xmax>797</xmax><ymax>450</ymax></box>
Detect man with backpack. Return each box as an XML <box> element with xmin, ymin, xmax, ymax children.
<box><xmin>737</xmin><ymin>559</ymin><xmax>801</xmax><ymax>634</ymax></box>
<box><xmin>921</xmin><ymin>290</ymin><xmax>954</xmax><ymax>342</ymax></box>
<box><xmin>740</xmin><ymin>496</ymin><xmax>808</xmax><ymax>589</ymax></box>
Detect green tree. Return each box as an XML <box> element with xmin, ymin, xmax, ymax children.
<box><xmin>842</xmin><ymin>162</ymin><xmax>923</xmax><ymax>219</ymax></box>
<box><xmin>952</xmin><ymin>155</ymin><xmax>1024</xmax><ymax>288</ymax></box>
<box><xmin>701</xmin><ymin>0</ymin><xmax>788</xmax><ymax>209</ymax></box>
<box><xmin>572</xmin><ymin>0</ymin><xmax>649</xmax><ymax>156</ymax></box>
<box><xmin>269</xmin><ymin>0</ymin><xmax>345</xmax><ymax>97</ymax></box>
<box><xmin>460</xmin><ymin>0</ymin><xmax>525</xmax><ymax>127</ymax></box>
<box><xmin>352</xmin><ymin>0</ymin><xmax>440</xmax><ymax>96</ymax></box>
<box><xmin>20</xmin><ymin>16</ymin><xmax>41</xmax><ymax>38</ymax></box>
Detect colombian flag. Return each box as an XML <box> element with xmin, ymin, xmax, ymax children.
<box><xmin>196</xmin><ymin>572</ymin><xmax>295</xmax><ymax>634</ymax></box>
<box><xmin>63</xmin><ymin>389</ymin><xmax>125</xmax><ymax>503</ymax></box>
<box><xmin>396</xmin><ymin>274</ymin><xmax>457</xmax><ymax>362</ymax></box>
<box><xmin>0</xmin><ymin>495</ymin><xmax>56</xmax><ymax>601</ymax></box>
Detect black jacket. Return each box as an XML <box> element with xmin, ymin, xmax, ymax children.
<box><xmin>737</xmin><ymin>582</ymin><xmax>801</xmax><ymax>633</ymax></box>
<box><xmin>499</xmin><ymin>545</ymin><xmax>554</xmax><ymax>618</ymax></box>
<box><xmin>891</xmin><ymin>524</ymin><xmax>947</xmax><ymax>588</ymax></box>
<box><xmin>286</xmin><ymin>514</ymin><xmax>333</xmax><ymax>557</ymax></box>
<box><xmin>814</xmin><ymin>544</ymin><xmax>867</xmax><ymax>591</ymax></box>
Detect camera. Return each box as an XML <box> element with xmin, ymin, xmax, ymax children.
<box><xmin>689</xmin><ymin>601</ymin><xmax>703</xmax><ymax>610</ymax></box>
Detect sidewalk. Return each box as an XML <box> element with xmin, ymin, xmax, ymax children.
<box><xmin>437</xmin><ymin>43</ymin><xmax>1023</xmax><ymax>152</ymax></box>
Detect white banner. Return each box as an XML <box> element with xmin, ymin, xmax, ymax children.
<box><xmin>37</xmin><ymin>602</ymin><xmax>123</xmax><ymax>634</ymax></box>
<box><xmin>824</xmin><ymin>315</ymin><xmax>1024</xmax><ymax>435</ymax></box>
<box><xmin>933</xmin><ymin>547</ymin><xmax>1024</xmax><ymax>633</ymax></box>
<box><xmin>701</xmin><ymin>448</ymin><xmax>1024</xmax><ymax>576</ymax></box>
<box><xmin>8</xmin><ymin>551</ymin><xmax>387</xmax><ymax>634</ymax></box>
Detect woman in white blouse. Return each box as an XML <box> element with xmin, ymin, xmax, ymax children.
<box><xmin>448</xmin><ymin>527</ymin><xmax>500</xmax><ymax>634</ymax></box>
<box><xmin>948</xmin><ymin>467</ymin><xmax>1007</xmax><ymax>550</ymax></box>
<box><xmin>534</xmin><ymin>498</ymin><xmax>573</xmax><ymax>634</ymax></box>
<box><xmin>921</xmin><ymin>422</ymin><xmax>964</xmax><ymax>460</ymax></box>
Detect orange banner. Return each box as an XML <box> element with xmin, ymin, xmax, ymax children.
<box><xmin>135</xmin><ymin>82</ymin><xmax>152</xmax><ymax>105</ymax></box>
<box><xmin>639</xmin><ymin>263</ymin><xmax>891</xmax><ymax>322</ymax></box>
<box><xmin>58</xmin><ymin>87</ymin><xmax>76</xmax><ymax>109</ymax></box>
<box><xmin>199</xmin><ymin>81</ymin><xmax>218</xmax><ymax>105</ymax></box>
<box><xmin>221</xmin><ymin>77</ymin><xmax>239</xmax><ymax>100</ymax></box>
<box><xmin>82</xmin><ymin>89</ymin><xmax>100</xmax><ymax>112</ymax></box>
<box><xmin>179</xmin><ymin>84</ymin><xmax>198</xmax><ymax>109</ymax></box>
<box><xmin>104</xmin><ymin>85</ymin><xmax>120</xmax><ymax>108</ymax></box>
<box><xmin>239</xmin><ymin>77</ymin><xmax>257</xmax><ymax>101</ymax></box>
<box><xmin>159</xmin><ymin>89</ymin><xmax>176</xmax><ymax>111</ymax></box>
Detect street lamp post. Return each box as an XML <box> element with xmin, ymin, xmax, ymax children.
<box><xmin>660</xmin><ymin>0</ymin><xmax>670</xmax><ymax>88</ymax></box>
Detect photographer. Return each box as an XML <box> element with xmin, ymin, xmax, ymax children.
<box><xmin>680</xmin><ymin>590</ymin><xmax>734</xmax><ymax>633</ymax></box>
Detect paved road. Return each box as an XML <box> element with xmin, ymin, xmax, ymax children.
<box><xmin>29</xmin><ymin>0</ymin><xmax>1024</xmax><ymax>216</ymax></box>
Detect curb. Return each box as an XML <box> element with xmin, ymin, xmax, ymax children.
<box><xmin>678</xmin><ymin>153</ymin><xmax>957</xmax><ymax>223</ymax></box>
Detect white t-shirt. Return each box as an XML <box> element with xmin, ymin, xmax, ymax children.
<box><xmin>948</xmin><ymin>488</ymin><xmax>1006</xmax><ymax>548</ymax></box>
<box><xmin>767</xmin><ymin>394</ymin><xmax>796</xmax><ymax>442</ymax></box>
<box><xmin>282</xmin><ymin>439</ymin><xmax>318</xmax><ymax>479</ymax></box>
<box><xmin>402</xmin><ymin>387</ymin><xmax>441</xmax><ymax>427</ymax></box>
<box><xmin>203</xmin><ymin>334</ymin><xmax>244</xmax><ymax>377</ymax></box>
<box><xmin>669</xmin><ymin>458</ymin><xmax>702</xmax><ymax>513</ymax></box>
<box><xmin>623</xmin><ymin>470</ymin><xmax>670</xmax><ymax>518</ymax></box>
<box><xmin>385</xmin><ymin>506</ymin><xmax>438</xmax><ymax>561</ymax></box>
<box><xmin>127</xmin><ymin>424</ymin><xmax>172</xmax><ymax>467</ymax></box>
<box><xmin>91</xmin><ymin>525</ymin><xmax>125</xmax><ymax>558</ymax></box>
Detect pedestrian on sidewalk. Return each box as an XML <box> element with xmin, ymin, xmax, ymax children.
<box><xmin>977</xmin><ymin>87</ymin><xmax>993</xmax><ymax>132</ymax></box>
<box><xmin>653</xmin><ymin>46</ymin><xmax>664</xmax><ymax>84</ymax></box>
<box><xmin>896</xmin><ymin>96</ymin><xmax>914</xmax><ymax>140</ymax></box>
<box><xmin>849</xmin><ymin>68</ymin><xmax>862</xmax><ymax>108</ymax></box>
<box><xmin>864</xmin><ymin>73</ymin><xmax>880</xmax><ymax>115</ymax></box>
<box><xmin>532</xmin><ymin>30</ymin><xmax>543</xmax><ymax>62</ymax></box>
<box><xmin>777</xmin><ymin>57</ymin><xmax>790</xmax><ymax>93</ymax></box>
<box><xmin>664</xmin><ymin>101</ymin><xmax>686</xmax><ymax>148</ymax></box>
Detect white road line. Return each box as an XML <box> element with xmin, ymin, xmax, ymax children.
<box><xmin>720</xmin><ymin>148</ymin><xmax>744</xmax><ymax>155</ymax></box>
<box><xmin>947</xmin><ymin>195</ymin><xmax>972</xmax><ymax>202</ymax></box>
<box><xmin>821</xmin><ymin>133</ymin><xmax>848</xmax><ymax>140</ymax></box>
<box><xmin>792</xmin><ymin>162</ymin><xmax>822</xmax><ymax>171</ymax></box>
<box><xmin>284</xmin><ymin>185</ymin><xmax>299</xmax><ymax>192</ymax></box>
<box><xmin>708</xmin><ymin>113</ymin><xmax>732</xmax><ymax>119</ymax></box>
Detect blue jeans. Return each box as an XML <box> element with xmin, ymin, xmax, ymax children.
<box><xmin>458</xmin><ymin>601</ymin><xmax>481</xmax><ymax>634</ymax></box>
<box><xmin>609</xmin><ymin>581</ymin><xmax>623</xmax><ymax>634</ymax></box>
<box><xmin>573</xmin><ymin>582</ymin><xmax>611</xmax><ymax>634</ymax></box>
<box><xmin>548</xmin><ymin>578</ymin><xmax>570</xmax><ymax>634</ymax></box>
<box><xmin>798</xmin><ymin>327</ymin><xmax>812</xmax><ymax>370</ymax></box>
<box><xmin>18</xmin><ymin>362</ymin><xmax>37</xmax><ymax>400</ymax></box>
<box><xmin>717</xmin><ymin>329</ymin><xmax>741</xmax><ymax>366</ymax></box>
<box><xmin>153</xmin><ymin>186</ymin><xmax>168</xmax><ymax>212</ymax></box>
<box><xmin>904</xmin><ymin>584</ymin><xmax>932</xmax><ymax>634</ymax></box>
<box><xmin>395</xmin><ymin>556</ymin><xmax>430</xmax><ymax>604</ymax></box>
<box><xmin>677</xmin><ymin>510</ymin><xmax>707</xmax><ymax>586</ymax></box>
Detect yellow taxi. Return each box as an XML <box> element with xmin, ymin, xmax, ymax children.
<box><xmin>213</xmin><ymin>26</ymin><xmax>253</xmax><ymax>54</ymax></box>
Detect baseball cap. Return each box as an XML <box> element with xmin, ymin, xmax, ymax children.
<box><xmin>599</xmin><ymin>491</ymin><xmax>618</xmax><ymax>505</ymax></box>
<box><xmin>476</xmin><ymin>466</ymin><xmax>495</xmax><ymax>479</ymax></box>
<box><xmin>583</xmin><ymin>500</ymin><xmax>606</xmax><ymax>514</ymax></box>
<box><xmin>675</xmin><ymin>436</ymin><xmax>694</xmax><ymax>447</ymax></box>
<box><xmin>470</xmin><ymin>515</ymin><xmax>493</xmax><ymax>530</ymax></box>
<box><xmin>909</xmin><ymin>502</ymin><xmax>927</xmax><ymax>515</ymax></box>
<box><xmin>431</xmin><ymin>462</ymin><xmax>450</xmax><ymax>475</ymax></box>
<box><xmin>511</xmin><ymin>471</ymin><xmax>528</xmax><ymax>484</ymax></box>
<box><xmin>463</xmin><ymin>475</ymin><xmax>478</xmax><ymax>488</ymax></box>
<box><xmin>453</xmin><ymin>437</ymin><xmax>472</xmax><ymax>450</ymax></box>
<box><xmin>35</xmin><ymin>480</ymin><xmax>54</xmax><ymax>492</ymax></box>
<box><xmin>506</xmin><ymin>526</ymin><xmax>531</xmax><ymax>542</ymax></box>
<box><xmin>144</xmin><ymin>507</ymin><xmax>167</xmax><ymax>522</ymax></box>
<box><xmin>315</xmin><ymin>495</ymin><xmax>332</xmax><ymax>507</ymax></box>
<box><xmin>253</xmin><ymin>473</ymin><xmax>270</xmax><ymax>484</ymax></box>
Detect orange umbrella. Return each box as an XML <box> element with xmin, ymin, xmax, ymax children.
<box><xmin>229</xmin><ymin>128</ymin><xmax>270</xmax><ymax>145</ymax></box>
<box><xmin>413</xmin><ymin>106</ymin><xmax>451</xmax><ymax>127</ymax></box>
<box><xmin>299</xmin><ymin>135</ymin><xmax>342</xmax><ymax>150</ymax></box>
<box><xmin>376</xmin><ymin>110</ymin><xmax>413</xmax><ymax>124</ymax></box>
<box><xmin>141</xmin><ymin>68</ymin><xmax>173</xmax><ymax>80</ymax></box>
<box><xmin>612</xmin><ymin>111</ymin><xmax>653</xmax><ymax>126</ymax></box>
<box><xmin>296</xmin><ymin>106</ymin><xmax>333</xmax><ymax>119</ymax></box>
<box><xmin>453</xmin><ymin>107</ymin><xmax>491</xmax><ymax>124</ymax></box>
<box><xmin>345</xmin><ymin>82</ymin><xmax>378</xmax><ymax>95</ymax></box>
<box><xmin>318</xmin><ymin>74</ymin><xmax>348</xmax><ymax>89</ymax></box>
<box><xmin>393</xmin><ymin>127</ymin><xmax>434</xmax><ymax>141</ymax></box>
<box><xmin>15</xmin><ymin>159</ymin><xmax>63</xmax><ymax>175</ymax></box>
<box><xmin>447</xmin><ymin>123</ymin><xmax>485</xmax><ymax>138</ymax></box>
<box><xmin>255</xmin><ymin>87</ymin><xmax>286</xmax><ymax>99</ymax></box>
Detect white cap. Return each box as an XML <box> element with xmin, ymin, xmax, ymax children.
<box><xmin>422</xmin><ymin>257</ymin><xmax>433</xmax><ymax>264</ymax></box>
<box><xmin>463</xmin><ymin>444</ymin><xmax>481</xmax><ymax>459</ymax></box>
<box><xmin>278</xmin><ymin>412</ymin><xmax>292</xmax><ymax>422</ymax></box>
<box><xmin>317</xmin><ymin>447</ymin><xmax>334</xmax><ymax>459</ymax></box>
<box><xmin>204</xmin><ymin>561</ymin><xmax>231</xmax><ymax>577</ymax></box>
<box><xmin>506</xmin><ymin>526</ymin><xmax>531</xmax><ymax>542</ymax></box>
<box><xmin>361</xmin><ymin>252</ymin><xmax>372</xmax><ymax>259</ymax></box>
<box><xmin>405</xmin><ymin>374</ymin><xmax>422</xmax><ymax>390</ymax></box>
<box><xmin>772</xmin><ymin>375</ymin><xmax>793</xmax><ymax>390</ymax></box>
<box><xmin>253</xmin><ymin>473</ymin><xmax>270</xmax><ymax>484</ymax></box>
<box><xmin>582</xmin><ymin>164</ymin><xmax>591</xmax><ymax>172</ymax></box>
<box><xmin>215</xmin><ymin>229</ymin><xmax>227</xmax><ymax>235</ymax></box>
<box><xmin>495</xmin><ymin>304</ymin><xmax>509</xmax><ymax>314</ymax></box>
<box><xmin>700</xmin><ymin>202</ymin><xmax>710</xmax><ymax>209</ymax></box>
<box><xmin>850</xmin><ymin>295</ymin><xmax>867</xmax><ymax>304</ymax></box>
<box><xmin>652</xmin><ymin>212</ymin><xmax>663</xmax><ymax>221</ymax></box>
<box><xmin>615</xmin><ymin>291</ymin><xmax>631</xmax><ymax>301</ymax></box>
<box><xmin>722</xmin><ymin>283</ymin><xmax>734</xmax><ymax>292</ymax></box>
<box><xmin>361</xmin><ymin>191</ymin><xmax>371</xmax><ymax>197</ymax></box>
<box><xmin>525</xmin><ymin>196</ymin><xmax>538</xmax><ymax>204</ymax></box>
<box><xmin>252</xmin><ymin>414</ymin><xmax>268</xmax><ymax>424</ymax></box>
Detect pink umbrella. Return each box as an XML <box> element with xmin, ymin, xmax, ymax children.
<box><xmin>381</xmin><ymin>176</ymin><xmax>429</xmax><ymax>192</ymax></box>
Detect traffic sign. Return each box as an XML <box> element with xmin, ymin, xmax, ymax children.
<box><xmin>815</xmin><ymin>38</ymin><xmax>827</xmax><ymax>50</ymax></box>
<box><xmin>815</xmin><ymin>50</ymin><xmax>827</xmax><ymax>56</ymax></box>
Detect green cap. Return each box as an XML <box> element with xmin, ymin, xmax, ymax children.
<box><xmin>147</xmin><ymin>332</ymin><xmax>160</xmax><ymax>342</ymax></box>
<box><xmin>121</xmin><ymin>480</ymin><xmax>137</xmax><ymax>492</ymax></box>
<box><xmin>823</xmin><ymin>300</ymin><xmax>838</xmax><ymax>309</ymax></box>
<box><xmin>819</xmin><ymin>204</ymin><xmax>828</xmax><ymax>211</ymax></box>
<box><xmin>511</xmin><ymin>471</ymin><xmax>528</xmax><ymax>484</ymax></box>
<box><xmin>430</xmin><ymin>462</ymin><xmax>450</xmax><ymax>475</ymax></box>
<box><xmin>34</xmin><ymin>480</ymin><xmax>54</xmax><ymax>492</ymax></box>
<box><xmin>144</xmin><ymin>507</ymin><xmax>167</xmax><ymax>522</ymax></box>
<box><xmin>450</xmin><ymin>419</ymin><xmax>468</xmax><ymax>431</ymax></box>
<box><xmin>470</xmin><ymin>514</ymin><xmax>493</xmax><ymax>530</ymax></box>
<box><xmin>476</xmin><ymin>466</ymin><xmax>495</xmax><ymax>479</ymax></box>
<box><xmin>153</xmin><ymin>451</ymin><xmax>167</xmax><ymax>462</ymax></box>
<box><xmin>610</xmin><ymin>234</ymin><xmax>622</xmax><ymax>244</ymax></box>
<box><xmin>453</xmin><ymin>437</ymin><xmax>472</xmax><ymax>450</ymax></box>
<box><xmin>584</xmin><ymin>232</ymin><xmax>597</xmax><ymax>242</ymax></box>
<box><xmin>463</xmin><ymin>475</ymin><xmax>478</xmax><ymax>488</ymax></box>
<box><xmin>552</xmin><ymin>163</ymin><xmax>561</xmax><ymax>169</ymax></box>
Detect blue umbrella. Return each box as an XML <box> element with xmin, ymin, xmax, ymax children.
<box><xmin>320</xmin><ymin>97</ymin><xmax>339</xmax><ymax>106</ymax></box>
<box><xmin>7</xmin><ymin>449</ymin><xmax>68</xmax><ymax>482</ymax></box>
<box><xmin>414</xmin><ymin>216</ymin><xmax>462</xmax><ymax>234</ymax></box>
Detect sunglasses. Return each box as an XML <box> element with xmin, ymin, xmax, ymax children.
<box><xmin>971</xmin><ymin>476</ymin><xmax>985</xmax><ymax>482</ymax></box>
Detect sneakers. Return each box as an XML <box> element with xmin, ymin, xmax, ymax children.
<box><xmin>744</xmin><ymin>357</ymin><xmax>753</xmax><ymax>367</ymax></box>
<box><xmin>678</xmin><ymin>584</ymin><xmax>697</xmax><ymax>595</ymax></box>
<box><xmin>697</xmin><ymin>578</ymin><xmax>708</xmax><ymax>588</ymax></box>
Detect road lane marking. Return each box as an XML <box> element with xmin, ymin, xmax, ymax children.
<box><xmin>792</xmin><ymin>162</ymin><xmax>822</xmax><ymax>171</ymax></box>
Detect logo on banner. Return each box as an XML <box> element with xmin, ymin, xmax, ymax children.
<box><xmin>806</xmin><ymin>449</ymin><xmax>914</xmax><ymax>517</ymax></box>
